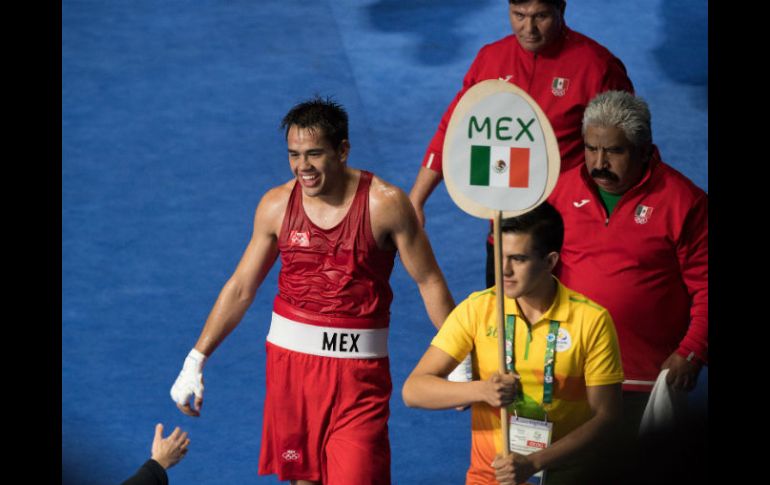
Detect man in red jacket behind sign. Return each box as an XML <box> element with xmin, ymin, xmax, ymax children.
<box><xmin>409</xmin><ymin>0</ymin><xmax>635</xmax><ymax>382</ymax></box>
<box><xmin>547</xmin><ymin>91</ymin><xmax>707</xmax><ymax>440</ymax></box>
<box><xmin>409</xmin><ymin>0</ymin><xmax>634</xmax><ymax>291</ymax></box>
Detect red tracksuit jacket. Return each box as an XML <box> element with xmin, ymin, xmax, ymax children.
<box><xmin>548</xmin><ymin>152</ymin><xmax>708</xmax><ymax>391</ymax></box>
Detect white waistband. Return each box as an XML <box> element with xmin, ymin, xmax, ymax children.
<box><xmin>267</xmin><ymin>312</ymin><xmax>389</xmax><ymax>358</ymax></box>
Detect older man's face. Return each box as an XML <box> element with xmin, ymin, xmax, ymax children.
<box><xmin>509</xmin><ymin>1</ymin><xmax>565</xmax><ymax>53</ymax></box>
<box><xmin>583</xmin><ymin>125</ymin><xmax>648</xmax><ymax>195</ymax></box>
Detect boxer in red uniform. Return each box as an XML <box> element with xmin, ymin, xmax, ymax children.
<box><xmin>170</xmin><ymin>97</ymin><xmax>455</xmax><ymax>485</ymax></box>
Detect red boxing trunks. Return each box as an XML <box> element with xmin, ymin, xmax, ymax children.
<box><xmin>258</xmin><ymin>340</ymin><xmax>392</xmax><ymax>484</ymax></box>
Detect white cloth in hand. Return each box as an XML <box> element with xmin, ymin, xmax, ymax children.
<box><xmin>639</xmin><ymin>368</ymin><xmax>688</xmax><ymax>436</ymax></box>
<box><xmin>170</xmin><ymin>348</ymin><xmax>207</xmax><ymax>406</ymax></box>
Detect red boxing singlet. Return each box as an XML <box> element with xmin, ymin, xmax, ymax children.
<box><xmin>276</xmin><ymin>170</ymin><xmax>396</xmax><ymax>327</ymax></box>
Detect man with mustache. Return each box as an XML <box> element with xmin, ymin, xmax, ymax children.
<box><xmin>548</xmin><ymin>91</ymin><xmax>708</xmax><ymax>450</ymax></box>
<box><xmin>409</xmin><ymin>0</ymin><xmax>634</xmax><ymax>295</ymax></box>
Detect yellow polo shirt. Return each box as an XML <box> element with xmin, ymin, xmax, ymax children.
<box><xmin>431</xmin><ymin>279</ymin><xmax>623</xmax><ymax>483</ymax></box>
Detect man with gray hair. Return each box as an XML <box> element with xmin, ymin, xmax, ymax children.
<box><xmin>548</xmin><ymin>91</ymin><xmax>708</xmax><ymax>441</ymax></box>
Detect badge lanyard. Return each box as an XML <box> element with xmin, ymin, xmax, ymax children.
<box><xmin>505</xmin><ymin>314</ymin><xmax>560</xmax><ymax>407</ymax></box>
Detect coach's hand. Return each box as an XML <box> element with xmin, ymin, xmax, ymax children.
<box><xmin>151</xmin><ymin>423</ymin><xmax>190</xmax><ymax>469</ymax></box>
<box><xmin>661</xmin><ymin>352</ymin><xmax>702</xmax><ymax>392</ymax></box>
<box><xmin>170</xmin><ymin>348</ymin><xmax>207</xmax><ymax>417</ymax></box>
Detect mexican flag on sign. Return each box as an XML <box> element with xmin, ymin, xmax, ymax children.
<box><xmin>470</xmin><ymin>145</ymin><xmax>530</xmax><ymax>188</ymax></box>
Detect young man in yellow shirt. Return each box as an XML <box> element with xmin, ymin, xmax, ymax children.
<box><xmin>402</xmin><ymin>202</ymin><xmax>624</xmax><ymax>484</ymax></box>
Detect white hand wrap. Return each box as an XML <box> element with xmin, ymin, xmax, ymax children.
<box><xmin>170</xmin><ymin>348</ymin><xmax>207</xmax><ymax>406</ymax></box>
<box><xmin>447</xmin><ymin>354</ymin><xmax>473</xmax><ymax>383</ymax></box>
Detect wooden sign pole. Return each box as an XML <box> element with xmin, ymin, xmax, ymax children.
<box><xmin>493</xmin><ymin>210</ymin><xmax>509</xmax><ymax>457</ymax></box>
<box><xmin>440</xmin><ymin>79</ymin><xmax>562</xmax><ymax>460</ymax></box>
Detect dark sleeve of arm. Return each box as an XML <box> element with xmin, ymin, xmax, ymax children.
<box><xmin>421</xmin><ymin>47</ymin><xmax>486</xmax><ymax>173</ymax></box>
<box><xmin>675</xmin><ymin>193</ymin><xmax>708</xmax><ymax>363</ymax></box>
<box><xmin>120</xmin><ymin>459</ymin><xmax>168</xmax><ymax>485</ymax></box>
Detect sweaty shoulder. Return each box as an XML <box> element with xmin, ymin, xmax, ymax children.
<box><xmin>255</xmin><ymin>180</ymin><xmax>294</xmax><ymax>236</ymax></box>
<box><xmin>366</xmin><ymin>175</ymin><xmax>415</xmax><ymax>250</ymax></box>
<box><xmin>369</xmin><ymin>175</ymin><xmax>413</xmax><ymax>223</ymax></box>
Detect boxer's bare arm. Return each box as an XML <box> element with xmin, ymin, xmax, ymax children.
<box><xmin>192</xmin><ymin>183</ymin><xmax>291</xmax><ymax>356</ymax></box>
<box><xmin>370</xmin><ymin>177</ymin><xmax>454</xmax><ymax>329</ymax></box>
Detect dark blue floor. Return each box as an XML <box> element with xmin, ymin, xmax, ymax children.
<box><xmin>62</xmin><ymin>1</ymin><xmax>707</xmax><ymax>483</ymax></box>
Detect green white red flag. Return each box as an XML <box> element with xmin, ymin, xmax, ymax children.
<box><xmin>470</xmin><ymin>145</ymin><xmax>529</xmax><ymax>188</ymax></box>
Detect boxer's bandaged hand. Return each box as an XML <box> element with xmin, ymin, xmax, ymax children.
<box><xmin>170</xmin><ymin>348</ymin><xmax>206</xmax><ymax>406</ymax></box>
<box><xmin>447</xmin><ymin>354</ymin><xmax>473</xmax><ymax>383</ymax></box>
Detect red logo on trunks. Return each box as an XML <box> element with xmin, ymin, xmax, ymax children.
<box><xmin>289</xmin><ymin>230</ymin><xmax>310</xmax><ymax>247</ymax></box>
<box><xmin>281</xmin><ymin>449</ymin><xmax>301</xmax><ymax>461</ymax></box>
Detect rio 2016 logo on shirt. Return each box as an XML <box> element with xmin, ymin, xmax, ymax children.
<box><xmin>555</xmin><ymin>328</ymin><xmax>572</xmax><ymax>352</ymax></box>
<box><xmin>442</xmin><ymin>80</ymin><xmax>561</xmax><ymax>219</ymax></box>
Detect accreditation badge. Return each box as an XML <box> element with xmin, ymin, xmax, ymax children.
<box><xmin>509</xmin><ymin>415</ymin><xmax>553</xmax><ymax>484</ymax></box>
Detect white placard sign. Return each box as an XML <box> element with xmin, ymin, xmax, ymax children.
<box><xmin>443</xmin><ymin>80</ymin><xmax>561</xmax><ymax>219</ymax></box>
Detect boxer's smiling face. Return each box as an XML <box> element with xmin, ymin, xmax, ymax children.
<box><xmin>287</xmin><ymin>125</ymin><xmax>349</xmax><ymax>198</ymax></box>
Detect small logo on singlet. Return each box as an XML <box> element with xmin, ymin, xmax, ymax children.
<box><xmin>551</xmin><ymin>77</ymin><xmax>570</xmax><ymax>97</ymax></box>
<box><xmin>289</xmin><ymin>230</ymin><xmax>310</xmax><ymax>247</ymax></box>
<box><xmin>281</xmin><ymin>449</ymin><xmax>301</xmax><ymax>462</ymax></box>
<box><xmin>634</xmin><ymin>204</ymin><xmax>654</xmax><ymax>224</ymax></box>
